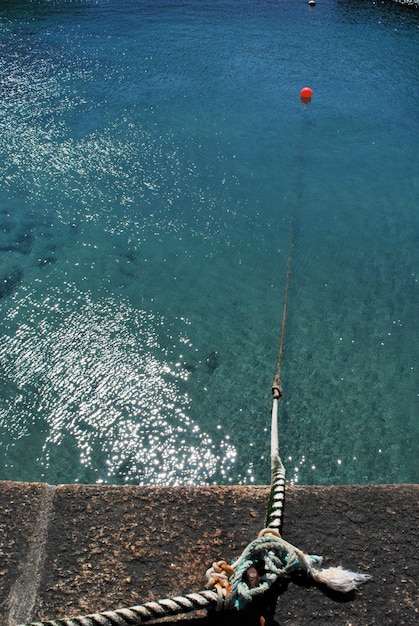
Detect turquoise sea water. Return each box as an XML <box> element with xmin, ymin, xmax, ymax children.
<box><xmin>0</xmin><ymin>0</ymin><xmax>418</xmax><ymax>487</ymax></box>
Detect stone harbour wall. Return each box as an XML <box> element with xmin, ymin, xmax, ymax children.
<box><xmin>0</xmin><ymin>482</ymin><xmax>418</xmax><ymax>626</ymax></box>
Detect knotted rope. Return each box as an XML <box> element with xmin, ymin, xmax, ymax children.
<box><xmin>206</xmin><ymin>528</ymin><xmax>322</xmax><ymax>612</ymax></box>
<box><xmin>205</xmin><ymin>525</ymin><xmax>371</xmax><ymax>615</ymax></box>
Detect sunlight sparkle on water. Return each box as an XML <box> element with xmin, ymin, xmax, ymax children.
<box><xmin>0</xmin><ymin>288</ymin><xmax>237</xmax><ymax>485</ymax></box>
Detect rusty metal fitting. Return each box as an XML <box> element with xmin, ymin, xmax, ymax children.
<box><xmin>272</xmin><ymin>375</ymin><xmax>283</xmax><ymax>398</ymax></box>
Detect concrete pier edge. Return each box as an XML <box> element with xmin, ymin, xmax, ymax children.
<box><xmin>0</xmin><ymin>482</ymin><xmax>418</xmax><ymax>625</ymax></box>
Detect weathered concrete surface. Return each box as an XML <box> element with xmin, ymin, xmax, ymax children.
<box><xmin>0</xmin><ymin>482</ymin><xmax>418</xmax><ymax>625</ymax></box>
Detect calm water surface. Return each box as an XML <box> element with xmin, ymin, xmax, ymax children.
<box><xmin>0</xmin><ymin>0</ymin><xmax>418</xmax><ymax>486</ymax></box>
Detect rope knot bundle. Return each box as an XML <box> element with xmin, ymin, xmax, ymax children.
<box><xmin>205</xmin><ymin>560</ymin><xmax>234</xmax><ymax>610</ymax></box>
<box><xmin>205</xmin><ymin>527</ymin><xmax>371</xmax><ymax>612</ymax></box>
<box><xmin>205</xmin><ymin>528</ymin><xmax>320</xmax><ymax>611</ymax></box>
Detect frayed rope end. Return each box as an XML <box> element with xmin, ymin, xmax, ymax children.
<box><xmin>309</xmin><ymin>566</ymin><xmax>372</xmax><ymax>593</ymax></box>
<box><xmin>297</xmin><ymin>551</ymin><xmax>372</xmax><ymax>593</ymax></box>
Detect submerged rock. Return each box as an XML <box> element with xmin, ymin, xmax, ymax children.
<box><xmin>204</xmin><ymin>350</ymin><xmax>220</xmax><ymax>373</ymax></box>
<box><xmin>0</xmin><ymin>262</ymin><xmax>23</xmax><ymax>300</ymax></box>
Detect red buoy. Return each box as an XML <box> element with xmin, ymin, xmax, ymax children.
<box><xmin>300</xmin><ymin>86</ymin><xmax>313</xmax><ymax>103</ymax></box>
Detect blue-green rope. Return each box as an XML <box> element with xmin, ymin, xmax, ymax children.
<box><xmin>228</xmin><ymin>531</ymin><xmax>323</xmax><ymax>611</ymax></box>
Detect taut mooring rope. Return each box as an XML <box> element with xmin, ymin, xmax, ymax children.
<box><xmin>265</xmin><ymin>395</ymin><xmax>286</xmax><ymax>533</ymax></box>
<box><xmin>271</xmin><ymin>240</ymin><xmax>293</xmax><ymax>402</ymax></box>
<box><xmin>272</xmin><ymin>119</ymin><xmax>304</xmax><ymax>404</ymax></box>
<box><xmin>269</xmin><ymin>239</ymin><xmax>294</xmax><ymax>537</ymax></box>
<box><xmin>268</xmin><ymin>126</ymin><xmax>302</xmax><ymax>533</ymax></box>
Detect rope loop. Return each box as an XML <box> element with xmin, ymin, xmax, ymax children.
<box><xmin>206</xmin><ymin>528</ymin><xmax>323</xmax><ymax>612</ymax></box>
<box><xmin>205</xmin><ymin>560</ymin><xmax>234</xmax><ymax>601</ymax></box>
